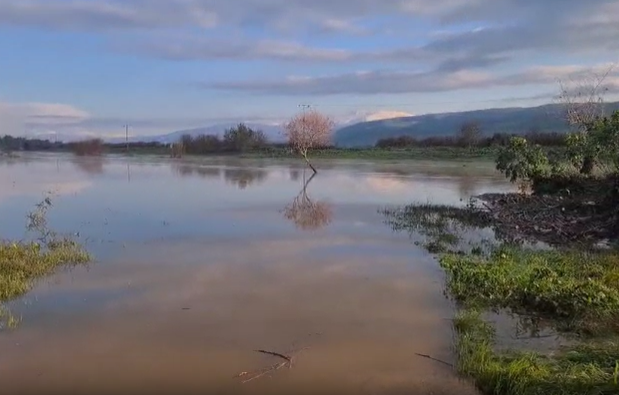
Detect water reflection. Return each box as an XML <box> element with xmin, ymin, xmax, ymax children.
<box><xmin>223</xmin><ymin>167</ymin><xmax>268</xmax><ymax>189</ymax></box>
<box><xmin>289</xmin><ymin>168</ymin><xmax>301</xmax><ymax>181</ymax></box>
<box><xmin>457</xmin><ymin>174</ymin><xmax>478</xmax><ymax>200</ymax></box>
<box><xmin>282</xmin><ymin>172</ymin><xmax>333</xmax><ymax>231</ymax></box>
<box><xmin>0</xmin><ymin>154</ymin><xmax>511</xmax><ymax>394</ymax></box>
<box><xmin>71</xmin><ymin>156</ymin><xmax>106</xmax><ymax>175</ymax></box>
<box><xmin>171</xmin><ymin>163</ymin><xmax>222</xmax><ymax>179</ymax></box>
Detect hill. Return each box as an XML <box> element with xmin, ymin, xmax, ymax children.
<box><xmin>333</xmin><ymin>101</ymin><xmax>619</xmax><ymax>147</ymax></box>
<box><xmin>106</xmin><ymin>111</ymin><xmax>413</xmax><ymax>145</ymax></box>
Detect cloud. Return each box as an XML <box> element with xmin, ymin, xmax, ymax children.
<box><xmin>90</xmin><ymin>0</ymin><xmax>617</xmax><ymax>85</ymax></box>
<box><xmin>203</xmin><ymin>63</ymin><xmax>619</xmax><ymax>96</ymax></box>
<box><xmin>0</xmin><ymin>101</ymin><xmax>91</xmax><ymax>137</ymax></box>
<box><xmin>1</xmin><ymin>0</ymin><xmax>619</xmax><ymax>127</ymax></box>
<box><xmin>119</xmin><ymin>35</ymin><xmax>353</xmax><ymax>62</ymax></box>
<box><xmin>0</xmin><ymin>0</ymin><xmax>460</xmax><ymax>32</ymax></box>
<box><xmin>0</xmin><ymin>0</ymin><xmax>218</xmax><ymax>31</ymax></box>
<box><xmin>0</xmin><ymin>100</ymin><xmax>291</xmax><ymax>140</ymax></box>
<box><xmin>1</xmin><ymin>1</ymin><xmax>617</xmax><ymax>75</ymax></box>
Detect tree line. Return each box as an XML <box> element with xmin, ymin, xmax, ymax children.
<box><xmin>375</xmin><ymin>121</ymin><xmax>567</xmax><ymax>149</ymax></box>
<box><xmin>175</xmin><ymin>123</ymin><xmax>269</xmax><ymax>155</ymax></box>
<box><xmin>0</xmin><ymin>135</ymin><xmax>60</xmax><ymax>152</ymax></box>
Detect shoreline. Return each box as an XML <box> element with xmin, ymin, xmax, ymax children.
<box><xmin>384</xmin><ymin>174</ymin><xmax>619</xmax><ymax>395</ymax></box>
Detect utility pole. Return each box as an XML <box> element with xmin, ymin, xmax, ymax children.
<box><xmin>124</xmin><ymin>124</ymin><xmax>129</xmax><ymax>153</ymax></box>
<box><xmin>298</xmin><ymin>104</ymin><xmax>311</xmax><ymax>138</ymax></box>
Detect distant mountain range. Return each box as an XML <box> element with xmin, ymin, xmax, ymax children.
<box><xmin>105</xmin><ymin>110</ymin><xmax>412</xmax><ymax>145</ymax></box>
<box><xmin>103</xmin><ymin>101</ymin><xmax>619</xmax><ymax>148</ymax></box>
<box><xmin>333</xmin><ymin>101</ymin><xmax>619</xmax><ymax>147</ymax></box>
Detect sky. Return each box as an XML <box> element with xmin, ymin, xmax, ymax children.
<box><xmin>0</xmin><ymin>0</ymin><xmax>618</xmax><ymax>140</ymax></box>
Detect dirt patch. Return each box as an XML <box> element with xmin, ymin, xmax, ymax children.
<box><xmin>474</xmin><ymin>174</ymin><xmax>619</xmax><ymax>247</ymax></box>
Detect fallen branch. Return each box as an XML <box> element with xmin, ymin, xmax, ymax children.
<box><xmin>234</xmin><ymin>346</ymin><xmax>312</xmax><ymax>384</ymax></box>
<box><xmin>414</xmin><ymin>352</ymin><xmax>454</xmax><ymax>368</ymax></box>
<box><xmin>254</xmin><ymin>349</ymin><xmax>291</xmax><ymax>362</ymax></box>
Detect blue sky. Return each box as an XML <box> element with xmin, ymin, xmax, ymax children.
<box><xmin>0</xmin><ymin>0</ymin><xmax>618</xmax><ymax>140</ymax></box>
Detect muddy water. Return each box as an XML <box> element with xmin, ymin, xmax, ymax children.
<box><xmin>0</xmin><ymin>154</ymin><xmax>512</xmax><ymax>395</ymax></box>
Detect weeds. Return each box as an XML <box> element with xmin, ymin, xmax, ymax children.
<box><xmin>0</xmin><ymin>195</ymin><xmax>91</xmax><ymax>330</ymax></box>
<box><xmin>382</xmin><ymin>202</ymin><xmax>495</xmax><ymax>253</ymax></box>
<box><xmin>383</xmin><ymin>202</ymin><xmax>619</xmax><ymax>394</ymax></box>
<box><xmin>454</xmin><ymin>310</ymin><xmax>619</xmax><ymax>395</ymax></box>
<box><xmin>441</xmin><ymin>248</ymin><xmax>619</xmax><ymax>335</ymax></box>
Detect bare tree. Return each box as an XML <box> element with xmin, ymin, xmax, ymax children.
<box><xmin>556</xmin><ymin>63</ymin><xmax>617</xmax><ymax>174</ymax></box>
<box><xmin>170</xmin><ymin>142</ymin><xmax>184</xmax><ymax>158</ymax></box>
<box><xmin>557</xmin><ymin>64</ymin><xmax>615</xmax><ymax>130</ymax></box>
<box><xmin>457</xmin><ymin>120</ymin><xmax>482</xmax><ymax>148</ymax></box>
<box><xmin>283</xmin><ymin>109</ymin><xmax>334</xmax><ymax>174</ymax></box>
<box><xmin>282</xmin><ymin>172</ymin><xmax>333</xmax><ymax>231</ymax></box>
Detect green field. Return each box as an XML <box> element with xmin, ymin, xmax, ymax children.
<box><xmin>95</xmin><ymin>145</ymin><xmax>505</xmax><ymax>161</ymax></box>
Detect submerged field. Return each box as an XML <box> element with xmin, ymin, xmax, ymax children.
<box><xmin>3</xmin><ymin>152</ymin><xmax>615</xmax><ymax>394</ymax></box>
<box><xmin>0</xmin><ymin>153</ymin><xmax>514</xmax><ymax>394</ymax></box>
<box><xmin>384</xmin><ymin>181</ymin><xmax>619</xmax><ymax>394</ymax></box>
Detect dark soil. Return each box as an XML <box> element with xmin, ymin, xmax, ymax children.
<box><xmin>475</xmin><ymin>174</ymin><xmax>619</xmax><ymax>247</ymax></box>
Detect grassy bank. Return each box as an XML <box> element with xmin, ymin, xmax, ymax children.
<box><xmin>242</xmin><ymin>146</ymin><xmax>502</xmax><ymax>160</ymax></box>
<box><xmin>0</xmin><ymin>197</ymin><xmax>91</xmax><ymax>329</ymax></box>
<box><xmin>8</xmin><ymin>145</ymin><xmax>506</xmax><ymax>161</ymax></box>
<box><xmin>384</xmin><ymin>203</ymin><xmax>619</xmax><ymax>394</ymax></box>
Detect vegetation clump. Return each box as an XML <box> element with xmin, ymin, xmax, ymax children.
<box><xmin>453</xmin><ymin>310</ymin><xmax>619</xmax><ymax>395</ymax></box>
<box><xmin>0</xmin><ymin>196</ymin><xmax>91</xmax><ymax>329</ymax></box>
<box><xmin>68</xmin><ymin>138</ymin><xmax>105</xmax><ymax>156</ymax></box>
<box><xmin>178</xmin><ymin>123</ymin><xmax>268</xmax><ymax>155</ymax></box>
<box><xmin>442</xmin><ymin>248</ymin><xmax>619</xmax><ymax>335</ymax></box>
<box><xmin>384</xmin><ymin>203</ymin><xmax>619</xmax><ymax>394</ymax></box>
<box><xmin>384</xmin><ymin>91</ymin><xmax>619</xmax><ymax>394</ymax></box>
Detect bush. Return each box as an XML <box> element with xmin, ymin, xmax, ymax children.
<box><xmin>178</xmin><ymin>123</ymin><xmax>268</xmax><ymax>155</ymax></box>
<box><xmin>69</xmin><ymin>138</ymin><xmax>104</xmax><ymax>156</ymax></box>
<box><xmin>495</xmin><ymin>137</ymin><xmax>551</xmax><ymax>182</ymax></box>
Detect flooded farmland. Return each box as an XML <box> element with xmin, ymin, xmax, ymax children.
<box><xmin>0</xmin><ymin>153</ymin><xmax>514</xmax><ymax>395</ymax></box>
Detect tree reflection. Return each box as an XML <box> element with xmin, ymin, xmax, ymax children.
<box><xmin>289</xmin><ymin>168</ymin><xmax>301</xmax><ymax>181</ymax></box>
<box><xmin>223</xmin><ymin>167</ymin><xmax>267</xmax><ymax>189</ymax></box>
<box><xmin>71</xmin><ymin>156</ymin><xmax>105</xmax><ymax>175</ymax></box>
<box><xmin>171</xmin><ymin>163</ymin><xmax>222</xmax><ymax>179</ymax></box>
<box><xmin>457</xmin><ymin>174</ymin><xmax>479</xmax><ymax>200</ymax></box>
<box><xmin>282</xmin><ymin>172</ymin><xmax>333</xmax><ymax>231</ymax></box>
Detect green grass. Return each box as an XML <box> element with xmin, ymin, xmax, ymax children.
<box><xmin>446</xmin><ymin>248</ymin><xmax>619</xmax><ymax>394</ymax></box>
<box><xmin>383</xmin><ymin>203</ymin><xmax>619</xmax><ymax>394</ymax></box>
<box><xmin>441</xmin><ymin>248</ymin><xmax>619</xmax><ymax>335</ymax></box>
<box><xmin>87</xmin><ymin>145</ymin><xmax>504</xmax><ymax>161</ymax></box>
<box><xmin>454</xmin><ymin>310</ymin><xmax>619</xmax><ymax>395</ymax></box>
<box><xmin>0</xmin><ymin>240</ymin><xmax>90</xmax><ymax>302</ymax></box>
<box><xmin>0</xmin><ymin>197</ymin><xmax>92</xmax><ymax>330</ymax></box>
<box><xmin>244</xmin><ymin>146</ymin><xmax>500</xmax><ymax>160</ymax></box>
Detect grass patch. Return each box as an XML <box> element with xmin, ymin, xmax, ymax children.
<box><xmin>0</xmin><ymin>196</ymin><xmax>91</xmax><ymax>330</ymax></box>
<box><xmin>245</xmin><ymin>146</ymin><xmax>500</xmax><ymax>161</ymax></box>
<box><xmin>382</xmin><ymin>203</ymin><xmax>495</xmax><ymax>253</ymax></box>
<box><xmin>442</xmin><ymin>248</ymin><xmax>619</xmax><ymax>335</ymax></box>
<box><xmin>454</xmin><ymin>310</ymin><xmax>619</xmax><ymax>395</ymax></box>
<box><xmin>383</xmin><ymin>204</ymin><xmax>619</xmax><ymax>394</ymax></box>
<box><xmin>0</xmin><ymin>239</ymin><xmax>90</xmax><ymax>302</ymax></box>
<box><xmin>446</xmin><ymin>248</ymin><xmax>619</xmax><ymax>394</ymax></box>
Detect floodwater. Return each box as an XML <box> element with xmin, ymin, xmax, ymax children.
<box><xmin>0</xmin><ymin>153</ymin><xmax>513</xmax><ymax>395</ymax></box>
